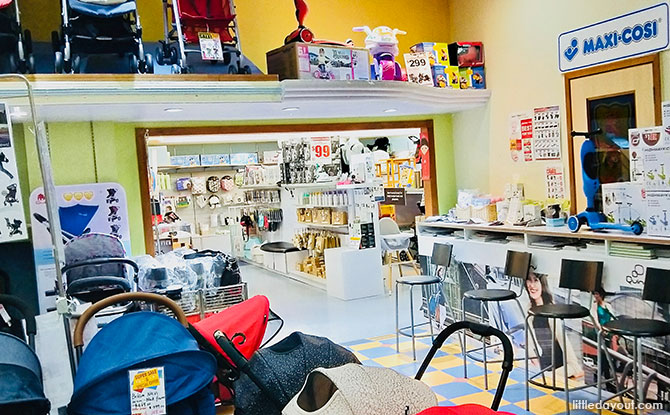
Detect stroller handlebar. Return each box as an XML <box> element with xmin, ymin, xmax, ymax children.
<box><xmin>73</xmin><ymin>292</ymin><xmax>187</xmax><ymax>347</ymax></box>
<box><xmin>0</xmin><ymin>294</ymin><xmax>37</xmax><ymax>337</ymax></box>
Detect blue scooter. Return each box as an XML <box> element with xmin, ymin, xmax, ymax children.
<box><xmin>568</xmin><ymin>129</ymin><xmax>643</xmax><ymax>235</ymax></box>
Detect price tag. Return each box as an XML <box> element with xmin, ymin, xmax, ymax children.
<box><xmin>198</xmin><ymin>32</ymin><xmax>223</xmax><ymax>61</ymax></box>
<box><xmin>129</xmin><ymin>367</ymin><xmax>166</xmax><ymax>415</ymax></box>
<box><xmin>310</xmin><ymin>138</ymin><xmax>332</xmax><ymax>163</ymax></box>
<box><xmin>403</xmin><ymin>52</ymin><xmax>433</xmax><ymax>86</ymax></box>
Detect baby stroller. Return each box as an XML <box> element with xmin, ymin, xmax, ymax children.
<box><xmin>158</xmin><ymin>0</ymin><xmax>249</xmax><ymax>73</ymax></box>
<box><xmin>0</xmin><ymin>295</ymin><xmax>50</xmax><ymax>415</ymax></box>
<box><xmin>0</xmin><ymin>0</ymin><xmax>33</xmax><ymax>73</ymax></box>
<box><xmin>61</xmin><ymin>233</ymin><xmax>138</xmax><ymax>305</ymax></box>
<box><xmin>69</xmin><ymin>292</ymin><xmax>217</xmax><ymax>415</ymax></box>
<box><xmin>52</xmin><ymin>0</ymin><xmax>153</xmax><ymax>73</ymax></box>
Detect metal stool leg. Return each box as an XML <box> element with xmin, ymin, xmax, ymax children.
<box><xmin>462</xmin><ymin>296</ymin><xmax>468</xmax><ymax>378</ymax></box>
<box><xmin>395</xmin><ymin>281</ymin><xmax>400</xmax><ymax>353</ymax></box>
<box><xmin>562</xmin><ymin>319</ymin><xmax>570</xmax><ymax>415</ymax></box>
<box><xmin>597</xmin><ymin>329</ymin><xmax>603</xmax><ymax>415</ymax></box>
<box><xmin>552</xmin><ymin>318</ymin><xmax>557</xmax><ymax>389</ymax></box>
<box><xmin>633</xmin><ymin>337</ymin><xmax>639</xmax><ymax>415</ymax></box>
<box><xmin>481</xmin><ymin>300</ymin><xmax>489</xmax><ymax>390</ymax></box>
<box><xmin>428</xmin><ymin>285</ymin><xmax>435</xmax><ymax>342</ymax></box>
<box><xmin>637</xmin><ymin>337</ymin><xmax>644</xmax><ymax>406</ymax></box>
<box><xmin>515</xmin><ymin>299</ymin><xmax>546</xmax><ymax>385</ymax></box>
<box><xmin>409</xmin><ymin>285</ymin><xmax>416</xmax><ymax>361</ymax></box>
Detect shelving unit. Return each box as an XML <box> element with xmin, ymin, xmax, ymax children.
<box><xmin>239</xmin><ymin>184</ymin><xmax>281</xmax><ymax>190</ymax></box>
<box><xmin>157</xmin><ymin>164</ymin><xmax>277</xmax><ymax>173</ymax></box>
<box><xmin>296</xmin><ymin>222</ymin><xmax>349</xmax><ymax>231</ymax></box>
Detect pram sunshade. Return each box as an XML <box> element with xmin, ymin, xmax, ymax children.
<box><xmin>0</xmin><ymin>333</ymin><xmax>50</xmax><ymax>413</ymax></box>
<box><xmin>69</xmin><ymin>312</ymin><xmax>216</xmax><ymax>415</ymax></box>
<box><xmin>69</xmin><ymin>0</ymin><xmax>136</xmax><ymax>17</ymax></box>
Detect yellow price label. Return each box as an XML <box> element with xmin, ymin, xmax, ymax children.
<box><xmin>132</xmin><ymin>368</ymin><xmax>161</xmax><ymax>391</ymax></box>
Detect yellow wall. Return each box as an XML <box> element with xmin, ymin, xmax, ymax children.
<box><xmin>448</xmin><ymin>0</ymin><xmax>670</xmax><ymax>200</ymax></box>
<box><xmin>24</xmin><ymin>0</ymin><xmax>451</xmax><ymax>72</ymax></box>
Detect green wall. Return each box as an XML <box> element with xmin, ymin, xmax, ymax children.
<box><xmin>17</xmin><ymin>114</ymin><xmax>458</xmax><ymax>255</ymax></box>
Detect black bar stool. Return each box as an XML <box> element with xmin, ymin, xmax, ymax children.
<box><xmin>597</xmin><ymin>267</ymin><xmax>670</xmax><ymax>415</ymax></box>
<box><xmin>525</xmin><ymin>258</ymin><xmax>616</xmax><ymax>415</ymax></box>
<box><xmin>395</xmin><ymin>242</ymin><xmax>452</xmax><ymax>361</ymax></box>
<box><xmin>461</xmin><ymin>250</ymin><xmax>542</xmax><ymax>389</ymax></box>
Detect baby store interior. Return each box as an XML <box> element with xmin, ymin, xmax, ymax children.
<box><xmin>1</xmin><ymin>0</ymin><xmax>670</xmax><ymax>414</ymax></box>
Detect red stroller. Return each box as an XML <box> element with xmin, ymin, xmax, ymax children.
<box><xmin>158</xmin><ymin>0</ymin><xmax>249</xmax><ymax>74</ymax></box>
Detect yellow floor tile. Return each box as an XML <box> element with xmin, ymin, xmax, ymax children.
<box><xmin>372</xmin><ymin>353</ymin><xmax>415</xmax><ymax>367</ymax></box>
<box><xmin>352</xmin><ymin>351</ymin><xmax>369</xmax><ymax>362</ymax></box>
<box><xmin>350</xmin><ymin>341</ymin><xmax>383</xmax><ymax>351</ymax></box>
<box><xmin>430</xmin><ymin>355</ymin><xmax>465</xmax><ymax>370</ymax></box>
<box><xmin>467</xmin><ymin>372</ymin><xmax>517</xmax><ymax>391</ymax></box>
<box><xmin>439</xmin><ymin>343</ymin><xmax>463</xmax><ymax>354</ymax></box>
<box><xmin>397</xmin><ymin>340</ymin><xmax>429</xmax><ymax>353</ymax></box>
<box><xmin>520</xmin><ymin>394</ymin><xmax>572</xmax><ymax>415</ymax></box>
<box><xmin>435</xmin><ymin>393</ymin><xmax>447</xmax><ymax>402</ymax></box>
<box><xmin>419</xmin><ymin>370</ymin><xmax>455</xmax><ymax>387</ymax></box>
<box><xmin>450</xmin><ymin>391</ymin><xmax>509</xmax><ymax>408</ymax></box>
<box><xmin>368</xmin><ymin>334</ymin><xmax>396</xmax><ymax>341</ymax></box>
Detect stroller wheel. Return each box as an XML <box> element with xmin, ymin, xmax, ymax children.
<box><xmin>155</xmin><ymin>47</ymin><xmax>164</xmax><ymax>65</ymax></box>
<box><xmin>170</xmin><ymin>64</ymin><xmax>181</xmax><ymax>74</ymax></box>
<box><xmin>54</xmin><ymin>51</ymin><xmax>63</xmax><ymax>73</ymax></box>
<box><xmin>169</xmin><ymin>47</ymin><xmax>179</xmax><ymax>65</ymax></box>
<box><xmin>27</xmin><ymin>55</ymin><xmax>35</xmax><ymax>74</ymax></box>
<box><xmin>129</xmin><ymin>54</ymin><xmax>139</xmax><ymax>74</ymax></box>
<box><xmin>51</xmin><ymin>31</ymin><xmax>61</xmax><ymax>53</ymax></box>
<box><xmin>24</xmin><ymin>30</ymin><xmax>33</xmax><ymax>55</ymax></box>
<box><xmin>222</xmin><ymin>51</ymin><xmax>232</xmax><ymax>66</ymax></box>
<box><xmin>143</xmin><ymin>54</ymin><xmax>154</xmax><ymax>74</ymax></box>
<box><xmin>63</xmin><ymin>58</ymin><xmax>72</xmax><ymax>74</ymax></box>
<box><xmin>228</xmin><ymin>65</ymin><xmax>238</xmax><ymax>74</ymax></box>
<box><xmin>7</xmin><ymin>53</ymin><xmax>18</xmax><ymax>73</ymax></box>
<box><xmin>72</xmin><ymin>55</ymin><xmax>81</xmax><ymax>74</ymax></box>
<box><xmin>243</xmin><ymin>65</ymin><xmax>252</xmax><ymax>74</ymax></box>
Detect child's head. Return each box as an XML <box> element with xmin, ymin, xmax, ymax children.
<box><xmin>319</xmin><ymin>48</ymin><xmax>325</xmax><ymax>55</ymax></box>
<box><xmin>593</xmin><ymin>286</ymin><xmax>608</xmax><ymax>303</ymax></box>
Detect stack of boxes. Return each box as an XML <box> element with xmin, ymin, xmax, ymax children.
<box><xmin>410</xmin><ymin>41</ymin><xmax>485</xmax><ymax>89</ymax></box>
<box><xmin>297</xmin><ymin>207</ymin><xmax>347</xmax><ymax>225</ymax></box>
<box><xmin>297</xmin><ymin>256</ymin><xmax>326</xmax><ymax>279</ymax></box>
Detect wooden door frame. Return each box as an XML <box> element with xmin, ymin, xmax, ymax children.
<box><xmin>136</xmin><ymin>120</ymin><xmax>439</xmax><ymax>254</ymax></box>
<box><xmin>563</xmin><ymin>53</ymin><xmax>662</xmax><ymax>214</ymax></box>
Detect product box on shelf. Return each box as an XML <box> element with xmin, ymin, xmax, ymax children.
<box><xmin>266</xmin><ymin>42</ymin><xmax>370</xmax><ymax>81</ymax></box>
<box><xmin>200</xmin><ymin>154</ymin><xmax>231</xmax><ymax>166</ymax></box>
<box><xmin>458</xmin><ymin>67</ymin><xmax>472</xmax><ymax>89</ymax></box>
<box><xmin>470</xmin><ymin>66</ymin><xmax>486</xmax><ymax>89</ymax></box>
<box><xmin>646</xmin><ymin>190</ymin><xmax>670</xmax><ymax>237</ymax></box>
<box><xmin>431</xmin><ymin>65</ymin><xmax>448</xmax><ymax>88</ymax></box>
<box><xmin>448</xmin><ymin>42</ymin><xmax>484</xmax><ymax>67</ymax></box>
<box><xmin>602</xmin><ymin>182</ymin><xmax>646</xmax><ymax>228</ymax></box>
<box><xmin>331</xmin><ymin>210</ymin><xmax>348</xmax><ymax>225</ymax></box>
<box><xmin>170</xmin><ymin>155</ymin><xmax>200</xmax><ymax>166</ymax></box>
<box><xmin>230</xmin><ymin>153</ymin><xmax>258</xmax><ymax>165</ymax></box>
<box><xmin>410</xmin><ymin>42</ymin><xmax>450</xmax><ymax>66</ymax></box>
<box><xmin>629</xmin><ymin>126</ymin><xmax>670</xmax><ymax>184</ymax></box>
<box><xmin>643</xmin><ymin>146</ymin><xmax>670</xmax><ymax>191</ymax></box>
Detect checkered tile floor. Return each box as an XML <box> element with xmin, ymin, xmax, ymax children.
<box><xmin>341</xmin><ymin>333</ymin><xmax>669</xmax><ymax>415</ymax></box>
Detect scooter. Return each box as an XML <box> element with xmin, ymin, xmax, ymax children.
<box><xmin>567</xmin><ymin>129</ymin><xmax>643</xmax><ymax>235</ymax></box>
<box><xmin>352</xmin><ymin>25</ymin><xmax>405</xmax><ymax>81</ymax></box>
<box><xmin>284</xmin><ymin>0</ymin><xmax>314</xmax><ymax>44</ymax></box>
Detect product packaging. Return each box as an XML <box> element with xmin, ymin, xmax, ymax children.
<box><xmin>458</xmin><ymin>67</ymin><xmax>472</xmax><ymax>89</ymax></box>
<box><xmin>448</xmin><ymin>42</ymin><xmax>485</xmax><ymax>67</ymax></box>
<box><xmin>646</xmin><ymin>190</ymin><xmax>670</xmax><ymax>237</ymax></box>
<box><xmin>629</xmin><ymin>126</ymin><xmax>670</xmax><ymax>184</ymax></box>
<box><xmin>200</xmin><ymin>154</ymin><xmax>231</xmax><ymax>166</ymax></box>
<box><xmin>170</xmin><ymin>155</ymin><xmax>200</xmax><ymax>166</ymax></box>
<box><xmin>470</xmin><ymin>66</ymin><xmax>486</xmax><ymax>89</ymax></box>
<box><xmin>266</xmin><ymin>42</ymin><xmax>370</xmax><ymax>81</ymax></box>
<box><xmin>601</xmin><ymin>182</ymin><xmax>646</xmax><ymax>229</ymax></box>
<box><xmin>409</xmin><ymin>42</ymin><xmax>437</xmax><ymax>65</ymax></box>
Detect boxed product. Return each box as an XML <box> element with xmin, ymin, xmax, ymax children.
<box><xmin>230</xmin><ymin>153</ymin><xmax>258</xmax><ymax>165</ymax></box>
<box><xmin>458</xmin><ymin>67</ymin><xmax>472</xmax><ymax>89</ymax></box>
<box><xmin>410</xmin><ymin>42</ymin><xmax>437</xmax><ymax>65</ymax></box>
<box><xmin>431</xmin><ymin>65</ymin><xmax>448</xmax><ymax>88</ymax></box>
<box><xmin>446</xmin><ymin>66</ymin><xmax>460</xmax><ymax>88</ymax></box>
<box><xmin>602</xmin><ymin>182</ymin><xmax>646</xmax><ymax>228</ymax></box>
<box><xmin>200</xmin><ymin>154</ymin><xmax>231</xmax><ymax>166</ymax></box>
<box><xmin>646</xmin><ymin>190</ymin><xmax>670</xmax><ymax>237</ymax></box>
<box><xmin>643</xmin><ymin>145</ymin><xmax>670</xmax><ymax>191</ymax></box>
<box><xmin>331</xmin><ymin>210</ymin><xmax>348</xmax><ymax>225</ymax></box>
<box><xmin>448</xmin><ymin>42</ymin><xmax>485</xmax><ymax>67</ymax></box>
<box><xmin>266</xmin><ymin>42</ymin><xmax>370</xmax><ymax>81</ymax></box>
<box><xmin>170</xmin><ymin>155</ymin><xmax>200</xmax><ymax>166</ymax></box>
<box><xmin>629</xmin><ymin>126</ymin><xmax>670</xmax><ymax>183</ymax></box>
<box><xmin>470</xmin><ymin>66</ymin><xmax>486</xmax><ymax>89</ymax></box>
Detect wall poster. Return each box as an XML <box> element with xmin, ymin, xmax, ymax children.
<box><xmin>0</xmin><ymin>102</ymin><xmax>28</xmax><ymax>243</ymax></box>
<box><xmin>533</xmin><ymin>105</ymin><xmax>561</xmax><ymax>160</ymax></box>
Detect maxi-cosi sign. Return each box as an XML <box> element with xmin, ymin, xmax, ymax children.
<box><xmin>558</xmin><ymin>2</ymin><xmax>670</xmax><ymax>72</ymax></box>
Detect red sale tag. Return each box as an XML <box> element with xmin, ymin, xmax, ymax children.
<box><xmin>310</xmin><ymin>138</ymin><xmax>332</xmax><ymax>163</ymax></box>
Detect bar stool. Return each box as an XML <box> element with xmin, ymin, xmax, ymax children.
<box><xmin>525</xmin><ymin>259</ymin><xmax>616</xmax><ymax>415</ymax></box>
<box><xmin>461</xmin><ymin>250</ymin><xmax>542</xmax><ymax>389</ymax></box>
<box><xmin>380</xmin><ymin>217</ymin><xmax>421</xmax><ymax>293</ymax></box>
<box><xmin>396</xmin><ymin>242</ymin><xmax>452</xmax><ymax>361</ymax></box>
<box><xmin>597</xmin><ymin>267</ymin><xmax>670</xmax><ymax>415</ymax></box>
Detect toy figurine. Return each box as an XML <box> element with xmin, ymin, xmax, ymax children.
<box><xmin>414</xmin><ymin>134</ymin><xmax>430</xmax><ymax>181</ymax></box>
<box><xmin>353</xmin><ymin>26</ymin><xmax>406</xmax><ymax>81</ymax></box>
<box><xmin>568</xmin><ymin>129</ymin><xmax>643</xmax><ymax>235</ymax></box>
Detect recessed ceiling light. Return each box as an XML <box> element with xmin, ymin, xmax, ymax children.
<box><xmin>384</xmin><ymin>108</ymin><xmax>398</xmax><ymax>113</ymax></box>
<box><xmin>282</xmin><ymin>106</ymin><xmax>300</xmax><ymax>112</ymax></box>
<box><xmin>164</xmin><ymin>107</ymin><xmax>183</xmax><ymax>113</ymax></box>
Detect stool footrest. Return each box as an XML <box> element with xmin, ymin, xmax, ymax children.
<box><xmin>398</xmin><ymin>323</ymin><xmax>434</xmax><ymax>339</ymax></box>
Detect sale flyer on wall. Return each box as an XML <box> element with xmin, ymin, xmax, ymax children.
<box><xmin>29</xmin><ymin>182</ymin><xmax>131</xmax><ymax>313</ymax></box>
<box><xmin>545</xmin><ymin>165</ymin><xmax>565</xmax><ymax>199</ymax></box>
<box><xmin>533</xmin><ymin>105</ymin><xmax>561</xmax><ymax>160</ymax></box>
<box><xmin>508</xmin><ymin>112</ymin><xmax>532</xmax><ymax>162</ymax></box>
<box><xmin>0</xmin><ymin>102</ymin><xmax>28</xmax><ymax>243</ymax></box>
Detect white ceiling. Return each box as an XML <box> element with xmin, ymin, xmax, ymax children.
<box><xmin>1</xmin><ymin>78</ymin><xmax>490</xmax><ymax>123</ymax></box>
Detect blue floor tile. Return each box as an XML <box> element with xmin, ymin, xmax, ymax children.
<box><xmin>497</xmin><ymin>404</ymin><xmax>534</xmax><ymax>414</ymax></box>
<box><xmin>554</xmin><ymin>387</ymin><xmax>599</xmax><ymax>403</ymax></box>
<box><xmin>444</xmin><ymin>363</ymin><xmax>492</xmax><ymax>378</ymax></box>
<box><xmin>392</xmin><ymin>362</ymin><xmax>436</xmax><ymax>377</ymax></box>
<box><xmin>356</xmin><ymin>346</ymin><xmax>397</xmax><ymax>359</ymax></box>
<box><xmin>508</xmin><ymin>367</ymin><xmax>530</xmax><ymax>383</ymax></box>
<box><xmin>431</xmin><ymin>382</ymin><xmax>483</xmax><ymax>400</ymax></box>
<box><xmin>342</xmin><ymin>339</ymin><xmax>372</xmax><ymax>347</ymax></box>
<box><xmin>500</xmin><ymin>383</ymin><xmax>546</xmax><ymax>403</ymax></box>
<box><xmin>361</xmin><ymin>360</ymin><xmax>384</xmax><ymax>368</ymax></box>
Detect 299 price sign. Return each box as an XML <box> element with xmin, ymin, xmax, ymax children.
<box><xmin>310</xmin><ymin>138</ymin><xmax>332</xmax><ymax>163</ymax></box>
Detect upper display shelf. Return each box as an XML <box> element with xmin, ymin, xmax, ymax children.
<box><xmin>0</xmin><ymin>75</ymin><xmax>490</xmax><ymax>123</ymax></box>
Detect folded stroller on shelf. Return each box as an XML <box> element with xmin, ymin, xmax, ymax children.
<box><xmin>0</xmin><ymin>295</ymin><xmax>50</xmax><ymax>415</ymax></box>
<box><xmin>0</xmin><ymin>0</ymin><xmax>33</xmax><ymax>73</ymax></box>
<box><xmin>158</xmin><ymin>0</ymin><xmax>249</xmax><ymax>73</ymax></box>
<box><xmin>61</xmin><ymin>233</ymin><xmax>138</xmax><ymax>305</ymax></box>
<box><xmin>51</xmin><ymin>0</ymin><xmax>153</xmax><ymax>73</ymax></box>
<box><xmin>69</xmin><ymin>292</ymin><xmax>217</xmax><ymax>415</ymax></box>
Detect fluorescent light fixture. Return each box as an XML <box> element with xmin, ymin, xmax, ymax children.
<box><xmin>384</xmin><ymin>108</ymin><xmax>398</xmax><ymax>113</ymax></box>
<box><xmin>164</xmin><ymin>107</ymin><xmax>183</xmax><ymax>113</ymax></box>
<box><xmin>282</xmin><ymin>106</ymin><xmax>300</xmax><ymax>112</ymax></box>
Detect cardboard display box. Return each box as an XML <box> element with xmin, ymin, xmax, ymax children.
<box><xmin>646</xmin><ymin>190</ymin><xmax>670</xmax><ymax>237</ymax></box>
<box><xmin>267</xmin><ymin>42</ymin><xmax>370</xmax><ymax>81</ymax></box>
<box><xmin>602</xmin><ymin>182</ymin><xmax>646</xmax><ymax>229</ymax></box>
<box><xmin>629</xmin><ymin>126</ymin><xmax>670</xmax><ymax>184</ymax></box>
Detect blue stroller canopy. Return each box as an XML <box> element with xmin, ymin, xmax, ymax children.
<box><xmin>0</xmin><ymin>333</ymin><xmax>50</xmax><ymax>414</ymax></box>
<box><xmin>69</xmin><ymin>312</ymin><xmax>216</xmax><ymax>415</ymax></box>
<box><xmin>58</xmin><ymin>204</ymin><xmax>99</xmax><ymax>237</ymax></box>
<box><xmin>69</xmin><ymin>0</ymin><xmax>136</xmax><ymax>18</ymax></box>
